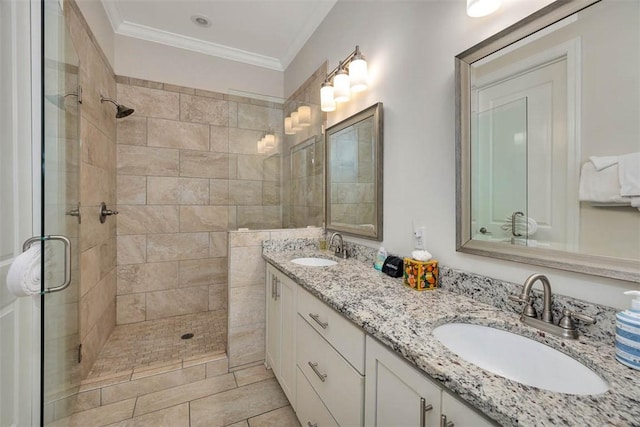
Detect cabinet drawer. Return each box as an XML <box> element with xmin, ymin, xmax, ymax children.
<box><xmin>297</xmin><ymin>286</ymin><xmax>365</xmax><ymax>374</ymax></box>
<box><xmin>296</xmin><ymin>367</ymin><xmax>339</xmax><ymax>427</ymax></box>
<box><xmin>297</xmin><ymin>314</ymin><xmax>364</xmax><ymax>427</ymax></box>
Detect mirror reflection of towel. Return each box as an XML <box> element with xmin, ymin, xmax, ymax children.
<box><xmin>619</xmin><ymin>152</ymin><xmax>640</xmax><ymax>197</ymax></box>
<box><xmin>579</xmin><ymin>155</ymin><xmax>640</xmax><ymax>210</ymax></box>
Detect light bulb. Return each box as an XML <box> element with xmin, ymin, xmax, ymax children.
<box><xmin>321</xmin><ymin>82</ymin><xmax>336</xmax><ymax>112</ymax></box>
<box><xmin>291</xmin><ymin>112</ymin><xmax>303</xmax><ymax>131</ymax></box>
<box><xmin>284</xmin><ymin>117</ymin><xmax>295</xmax><ymax>135</ymax></box>
<box><xmin>264</xmin><ymin>134</ymin><xmax>275</xmax><ymax>150</ymax></box>
<box><xmin>298</xmin><ymin>106</ymin><xmax>311</xmax><ymax>127</ymax></box>
<box><xmin>333</xmin><ymin>68</ymin><xmax>350</xmax><ymax>103</ymax></box>
<box><xmin>349</xmin><ymin>54</ymin><xmax>368</xmax><ymax>93</ymax></box>
<box><xmin>466</xmin><ymin>0</ymin><xmax>501</xmax><ymax>17</ymax></box>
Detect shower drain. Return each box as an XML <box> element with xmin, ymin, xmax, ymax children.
<box><xmin>181</xmin><ymin>333</ymin><xmax>194</xmax><ymax>340</ymax></box>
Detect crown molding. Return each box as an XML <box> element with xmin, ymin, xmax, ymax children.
<box><xmin>116</xmin><ymin>21</ymin><xmax>284</xmax><ymax>70</ymax></box>
<box><xmin>101</xmin><ymin>0</ymin><xmax>123</xmax><ymax>32</ymax></box>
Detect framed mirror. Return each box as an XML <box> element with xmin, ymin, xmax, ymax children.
<box><xmin>326</xmin><ymin>102</ymin><xmax>383</xmax><ymax>240</ymax></box>
<box><xmin>456</xmin><ymin>0</ymin><xmax>640</xmax><ymax>282</ymax></box>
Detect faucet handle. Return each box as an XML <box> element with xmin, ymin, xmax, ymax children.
<box><xmin>508</xmin><ymin>294</ymin><xmax>537</xmax><ymax>318</ymax></box>
<box><xmin>559</xmin><ymin>308</ymin><xmax>596</xmax><ymax>331</ymax></box>
<box><xmin>508</xmin><ymin>294</ymin><xmax>529</xmax><ymax>304</ymax></box>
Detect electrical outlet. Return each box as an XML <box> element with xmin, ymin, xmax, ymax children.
<box><xmin>414</xmin><ymin>226</ymin><xmax>426</xmax><ymax>250</ymax></box>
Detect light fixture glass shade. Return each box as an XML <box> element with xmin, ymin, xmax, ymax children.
<box><xmin>466</xmin><ymin>0</ymin><xmax>501</xmax><ymax>17</ymax></box>
<box><xmin>257</xmin><ymin>138</ymin><xmax>265</xmax><ymax>154</ymax></box>
<box><xmin>321</xmin><ymin>82</ymin><xmax>336</xmax><ymax>112</ymax></box>
<box><xmin>284</xmin><ymin>116</ymin><xmax>295</xmax><ymax>134</ymax></box>
<box><xmin>264</xmin><ymin>134</ymin><xmax>275</xmax><ymax>150</ymax></box>
<box><xmin>298</xmin><ymin>106</ymin><xmax>311</xmax><ymax>127</ymax></box>
<box><xmin>333</xmin><ymin>69</ymin><xmax>350</xmax><ymax>103</ymax></box>
<box><xmin>349</xmin><ymin>56</ymin><xmax>368</xmax><ymax>92</ymax></box>
<box><xmin>291</xmin><ymin>112</ymin><xmax>303</xmax><ymax>131</ymax></box>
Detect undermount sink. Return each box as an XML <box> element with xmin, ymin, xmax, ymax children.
<box><xmin>432</xmin><ymin>323</ymin><xmax>608</xmax><ymax>395</ymax></box>
<box><xmin>291</xmin><ymin>257</ymin><xmax>338</xmax><ymax>267</ymax></box>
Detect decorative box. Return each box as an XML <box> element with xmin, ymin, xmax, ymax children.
<box><xmin>403</xmin><ymin>258</ymin><xmax>439</xmax><ymax>291</ymax></box>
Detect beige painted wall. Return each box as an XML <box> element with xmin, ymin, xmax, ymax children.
<box><xmin>65</xmin><ymin>0</ymin><xmax>117</xmax><ymax>379</ymax></box>
<box><xmin>115</xmin><ymin>78</ymin><xmax>284</xmax><ymax>324</ymax></box>
<box><xmin>284</xmin><ymin>0</ymin><xmax>637</xmax><ymax>310</ymax></box>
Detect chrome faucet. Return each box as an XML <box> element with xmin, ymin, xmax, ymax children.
<box><xmin>328</xmin><ymin>232</ymin><xmax>348</xmax><ymax>259</ymax></box>
<box><xmin>509</xmin><ymin>273</ymin><xmax>596</xmax><ymax>339</ymax></box>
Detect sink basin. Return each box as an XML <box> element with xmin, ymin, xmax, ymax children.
<box><xmin>291</xmin><ymin>257</ymin><xmax>337</xmax><ymax>267</ymax></box>
<box><xmin>432</xmin><ymin>323</ymin><xmax>608</xmax><ymax>395</ymax></box>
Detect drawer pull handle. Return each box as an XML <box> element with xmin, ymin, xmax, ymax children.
<box><xmin>308</xmin><ymin>313</ymin><xmax>328</xmax><ymax>329</ymax></box>
<box><xmin>271</xmin><ymin>276</ymin><xmax>276</xmax><ymax>299</ymax></box>
<box><xmin>307</xmin><ymin>423</ymin><xmax>317</xmax><ymax>427</ymax></box>
<box><xmin>308</xmin><ymin>361</ymin><xmax>327</xmax><ymax>382</ymax></box>
<box><xmin>440</xmin><ymin>414</ymin><xmax>454</xmax><ymax>427</ymax></box>
<box><xmin>420</xmin><ymin>397</ymin><xmax>433</xmax><ymax>427</ymax></box>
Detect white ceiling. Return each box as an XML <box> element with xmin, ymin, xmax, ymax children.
<box><xmin>100</xmin><ymin>0</ymin><xmax>337</xmax><ymax>71</ymax></box>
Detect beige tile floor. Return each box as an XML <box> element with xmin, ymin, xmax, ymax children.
<box><xmin>57</xmin><ymin>364</ymin><xmax>300</xmax><ymax>427</ymax></box>
<box><xmin>87</xmin><ymin>310</ymin><xmax>227</xmax><ymax>379</ymax></box>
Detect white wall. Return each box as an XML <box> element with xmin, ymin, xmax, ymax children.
<box><xmin>74</xmin><ymin>0</ymin><xmax>115</xmax><ymax>66</ymax></box>
<box><xmin>285</xmin><ymin>0</ymin><xmax>637</xmax><ymax>310</ymax></box>
<box><xmin>113</xmin><ymin>35</ymin><xmax>284</xmax><ymax>97</ymax></box>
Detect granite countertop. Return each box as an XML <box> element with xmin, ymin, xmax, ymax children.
<box><xmin>263</xmin><ymin>248</ymin><xmax>640</xmax><ymax>427</ymax></box>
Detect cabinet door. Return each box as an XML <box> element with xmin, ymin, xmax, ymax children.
<box><xmin>279</xmin><ymin>272</ymin><xmax>297</xmax><ymax>408</ymax></box>
<box><xmin>265</xmin><ymin>265</ymin><xmax>280</xmax><ymax>376</ymax></box>
<box><xmin>365</xmin><ymin>336</ymin><xmax>442</xmax><ymax>427</ymax></box>
<box><xmin>441</xmin><ymin>391</ymin><xmax>495</xmax><ymax>427</ymax></box>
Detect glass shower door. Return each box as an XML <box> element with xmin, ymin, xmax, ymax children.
<box><xmin>41</xmin><ymin>0</ymin><xmax>81</xmax><ymax>423</ymax></box>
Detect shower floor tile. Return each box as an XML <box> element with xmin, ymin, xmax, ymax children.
<box><xmin>87</xmin><ymin>310</ymin><xmax>226</xmax><ymax>380</ymax></box>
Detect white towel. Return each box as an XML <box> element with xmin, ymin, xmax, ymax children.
<box><xmin>6</xmin><ymin>245</ymin><xmax>41</xmax><ymax>297</ymax></box>
<box><xmin>589</xmin><ymin>155</ymin><xmax>619</xmax><ymax>171</ymax></box>
<box><xmin>500</xmin><ymin>215</ymin><xmax>538</xmax><ymax>236</ymax></box>
<box><xmin>579</xmin><ymin>161</ymin><xmax>628</xmax><ymax>204</ymax></box>
<box><xmin>619</xmin><ymin>152</ymin><xmax>640</xmax><ymax>197</ymax></box>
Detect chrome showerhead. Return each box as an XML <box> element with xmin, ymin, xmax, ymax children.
<box><xmin>100</xmin><ymin>95</ymin><xmax>134</xmax><ymax>119</ymax></box>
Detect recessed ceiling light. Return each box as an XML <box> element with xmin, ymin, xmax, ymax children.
<box><xmin>191</xmin><ymin>14</ymin><xmax>211</xmax><ymax>28</ymax></box>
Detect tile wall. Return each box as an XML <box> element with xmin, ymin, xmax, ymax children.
<box><xmin>227</xmin><ymin>228</ymin><xmax>321</xmax><ymax>368</ymax></box>
<box><xmin>65</xmin><ymin>0</ymin><xmax>118</xmax><ymax>378</ymax></box>
<box><xmin>115</xmin><ymin>79</ymin><xmax>285</xmax><ymax>324</ymax></box>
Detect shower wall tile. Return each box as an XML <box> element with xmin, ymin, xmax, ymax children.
<box><xmin>229</xmin><ymin>231</ymin><xmax>270</xmax><ymax>248</ymax></box>
<box><xmin>117</xmin><ymin>175</ymin><xmax>146</xmax><ymax>205</ymax></box>
<box><xmin>117</xmin><ymin>234</ymin><xmax>147</xmax><ymax>265</ymax></box>
<box><xmin>228</xmin><ymin>180</ymin><xmax>262</xmax><ymax>205</ymax></box>
<box><xmin>209</xmin><ymin>232</ymin><xmax>228</xmax><ymax>258</ymax></box>
<box><xmin>228</xmin><ymin>101</ymin><xmax>238</xmax><ymax>128</ymax></box>
<box><xmin>236</xmin><ymin>206</ymin><xmax>281</xmax><ymax>230</ymax></box>
<box><xmin>229</xmin><ymin>285</ymin><xmax>265</xmax><ymax>327</ymax></box>
<box><xmin>210</xmin><ymin>125</ymin><xmax>229</xmax><ymax>153</ymax></box>
<box><xmin>117</xmin><ymin>261</ymin><xmax>179</xmax><ymax>294</ymax></box>
<box><xmin>164</xmin><ymin>83</ymin><xmax>195</xmax><ymax>95</ymax></box>
<box><xmin>146</xmin><ymin>232</ymin><xmax>210</xmax><ymax>262</ymax></box>
<box><xmin>262</xmin><ymin>182</ymin><xmax>280</xmax><ymax>205</ymax></box>
<box><xmin>81</xmin><ymin>162</ymin><xmax>115</xmax><ymax>206</ymax></box>
<box><xmin>146</xmin><ymin>286</ymin><xmax>209</xmax><ymax>320</ymax></box>
<box><xmin>117</xmin><ymin>145</ymin><xmax>179</xmax><ymax>176</ymax></box>
<box><xmin>237</xmin><ymin>103</ymin><xmax>283</xmax><ymax>133</ymax></box>
<box><xmin>228</xmin><ymin>128</ymin><xmax>264</xmax><ymax>155</ymax></box>
<box><xmin>209</xmin><ymin>179</ymin><xmax>230</xmax><ymax>205</ymax></box>
<box><xmin>209</xmin><ymin>282</ymin><xmax>227</xmax><ymax>311</ymax></box>
<box><xmin>80</xmin><ymin>244</ymin><xmax>101</xmax><ymax>298</ymax></box>
<box><xmin>116</xmin><ymin>205</ymin><xmax>179</xmax><ymax>235</ymax></box>
<box><xmin>180</xmin><ymin>94</ymin><xmax>228</xmax><ymax>126</ymax></box>
<box><xmin>82</xmin><ymin>117</ymin><xmax>114</xmax><ymax>170</ymax></box>
<box><xmin>179</xmin><ymin>206</ymin><xmax>229</xmax><ymax>232</ymax></box>
<box><xmin>147</xmin><ymin>177</ymin><xmax>210</xmax><ymax>205</ymax></box>
<box><xmin>228</xmin><ymin>246</ymin><xmax>264</xmax><ymax>288</ymax></box>
<box><xmin>227</xmin><ymin>324</ymin><xmax>265</xmax><ymax>369</ymax></box>
<box><xmin>180</xmin><ymin>151</ymin><xmax>230</xmax><ymax>179</ymax></box>
<box><xmin>179</xmin><ymin>258</ymin><xmax>227</xmax><ymax>287</ymax></box>
<box><xmin>117</xmin><ymin>115</ymin><xmax>147</xmax><ymax>146</ymax></box>
<box><xmin>116</xmin><ymin>294</ymin><xmax>146</xmax><ymax>324</ymax></box>
<box><xmin>236</xmin><ymin>155</ymin><xmax>264</xmax><ymax>181</ymax></box>
<box><xmin>147</xmin><ymin>118</ymin><xmax>209</xmax><ymax>151</ymax></box>
<box><xmin>117</xmin><ymin>84</ymin><xmax>180</xmax><ymax>120</ymax></box>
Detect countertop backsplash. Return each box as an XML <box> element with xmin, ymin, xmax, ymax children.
<box><xmin>264</xmin><ymin>237</ymin><xmax>618</xmax><ymax>346</ymax></box>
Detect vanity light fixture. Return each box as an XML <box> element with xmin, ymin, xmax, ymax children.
<box><xmin>257</xmin><ymin>133</ymin><xmax>276</xmax><ymax>154</ymax></box>
<box><xmin>284</xmin><ymin>117</ymin><xmax>295</xmax><ymax>135</ymax></box>
<box><xmin>466</xmin><ymin>0</ymin><xmax>501</xmax><ymax>17</ymax></box>
<box><xmin>290</xmin><ymin>111</ymin><xmax>303</xmax><ymax>132</ymax></box>
<box><xmin>297</xmin><ymin>105</ymin><xmax>311</xmax><ymax>127</ymax></box>
<box><xmin>320</xmin><ymin>45</ymin><xmax>369</xmax><ymax>112</ymax></box>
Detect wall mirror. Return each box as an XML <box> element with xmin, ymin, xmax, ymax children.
<box><xmin>456</xmin><ymin>0</ymin><xmax>640</xmax><ymax>282</ymax></box>
<box><xmin>326</xmin><ymin>102</ymin><xmax>383</xmax><ymax>240</ymax></box>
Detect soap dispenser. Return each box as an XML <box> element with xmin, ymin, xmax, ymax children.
<box><xmin>615</xmin><ymin>291</ymin><xmax>640</xmax><ymax>370</ymax></box>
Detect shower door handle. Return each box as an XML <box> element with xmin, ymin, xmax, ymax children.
<box><xmin>23</xmin><ymin>235</ymin><xmax>72</xmax><ymax>294</ymax></box>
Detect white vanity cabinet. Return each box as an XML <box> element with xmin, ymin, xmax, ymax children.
<box><xmin>265</xmin><ymin>264</ymin><xmax>297</xmax><ymax>407</ymax></box>
<box><xmin>365</xmin><ymin>336</ymin><xmax>495</xmax><ymax>427</ymax></box>
<box><xmin>296</xmin><ymin>286</ymin><xmax>366</xmax><ymax>427</ymax></box>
